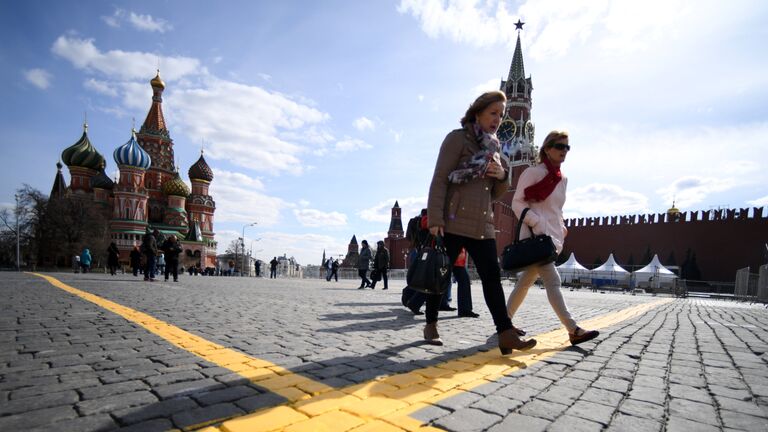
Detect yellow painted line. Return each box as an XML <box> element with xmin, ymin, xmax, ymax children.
<box><xmin>208</xmin><ymin>299</ymin><xmax>672</xmax><ymax>432</ymax></box>
<box><xmin>30</xmin><ymin>273</ymin><xmax>334</xmax><ymax>403</ymax></box>
<box><xmin>30</xmin><ymin>273</ymin><xmax>671</xmax><ymax>432</ymax></box>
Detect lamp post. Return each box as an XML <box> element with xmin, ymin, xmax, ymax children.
<box><xmin>241</xmin><ymin>222</ymin><xmax>257</xmax><ymax>276</ymax></box>
<box><xmin>15</xmin><ymin>194</ymin><xmax>20</xmax><ymax>272</ymax></box>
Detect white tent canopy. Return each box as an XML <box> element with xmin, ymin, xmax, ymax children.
<box><xmin>591</xmin><ymin>253</ymin><xmax>631</xmax><ymax>285</ymax></box>
<box><xmin>633</xmin><ymin>254</ymin><xmax>678</xmax><ymax>288</ymax></box>
<box><xmin>556</xmin><ymin>253</ymin><xmax>589</xmax><ymax>283</ymax></box>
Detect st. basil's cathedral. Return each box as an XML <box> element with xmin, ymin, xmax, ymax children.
<box><xmin>50</xmin><ymin>71</ymin><xmax>218</xmax><ymax>268</ymax></box>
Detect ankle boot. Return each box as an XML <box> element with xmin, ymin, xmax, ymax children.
<box><xmin>498</xmin><ymin>328</ymin><xmax>537</xmax><ymax>355</ymax></box>
<box><xmin>423</xmin><ymin>322</ymin><xmax>443</xmax><ymax>346</ymax></box>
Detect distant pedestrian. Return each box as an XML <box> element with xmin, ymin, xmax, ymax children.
<box><xmin>161</xmin><ymin>235</ymin><xmax>182</xmax><ymax>282</ymax></box>
<box><xmin>325</xmin><ymin>257</ymin><xmax>334</xmax><ymax>281</ymax></box>
<box><xmin>72</xmin><ymin>254</ymin><xmax>80</xmax><ymax>273</ymax></box>
<box><xmin>270</xmin><ymin>257</ymin><xmax>278</xmax><ymax>278</ymax></box>
<box><xmin>255</xmin><ymin>260</ymin><xmax>261</xmax><ymax>277</ymax></box>
<box><xmin>80</xmin><ymin>248</ymin><xmax>92</xmax><ymax>273</ymax></box>
<box><xmin>453</xmin><ymin>248</ymin><xmax>479</xmax><ymax>318</ymax></box>
<box><xmin>370</xmin><ymin>240</ymin><xmax>390</xmax><ymax>290</ymax></box>
<box><xmin>357</xmin><ymin>240</ymin><xmax>373</xmax><ymax>289</ymax></box>
<box><xmin>107</xmin><ymin>242</ymin><xmax>120</xmax><ymax>276</ymax></box>
<box><xmin>129</xmin><ymin>246</ymin><xmax>141</xmax><ymax>276</ymax></box>
<box><xmin>141</xmin><ymin>231</ymin><xmax>157</xmax><ymax>281</ymax></box>
<box><xmin>330</xmin><ymin>259</ymin><xmax>339</xmax><ymax>282</ymax></box>
<box><xmin>156</xmin><ymin>253</ymin><xmax>166</xmax><ymax>276</ymax></box>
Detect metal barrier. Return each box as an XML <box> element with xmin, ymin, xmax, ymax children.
<box><xmin>757</xmin><ymin>264</ymin><xmax>768</xmax><ymax>302</ymax></box>
<box><xmin>734</xmin><ymin>267</ymin><xmax>759</xmax><ymax>301</ymax></box>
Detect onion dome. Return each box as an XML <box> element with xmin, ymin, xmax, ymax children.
<box><xmin>90</xmin><ymin>162</ymin><xmax>115</xmax><ymax>190</ymax></box>
<box><xmin>188</xmin><ymin>151</ymin><xmax>214</xmax><ymax>182</ymax></box>
<box><xmin>113</xmin><ymin>129</ymin><xmax>152</xmax><ymax>170</ymax></box>
<box><xmin>162</xmin><ymin>170</ymin><xmax>190</xmax><ymax>197</ymax></box>
<box><xmin>61</xmin><ymin>123</ymin><xmax>104</xmax><ymax>170</ymax></box>
<box><xmin>150</xmin><ymin>70</ymin><xmax>165</xmax><ymax>90</ymax></box>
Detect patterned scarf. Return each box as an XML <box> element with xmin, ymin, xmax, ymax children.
<box><xmin>448</xmin><ymin>123</ymin><xmax>501</xmax><ymax>184</ymax></box>
<box><xmin>523</xmin><ymin>156</ymin><xmax>562</xmax><ymax>202</ymax></box>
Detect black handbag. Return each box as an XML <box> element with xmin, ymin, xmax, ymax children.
<box><xmin>370</xmin><ymin>268</ymin><xmax>381</xmax><ymax>282</ymax></box>
<box><xmin>501</xmin><ymin>208</ymin><xmax>558</xmax><ymax>272</ymax></box>
<box><xmin>406</xmin><ymin>236</ymin><xmax>451</xmax><ymax>295</ymax></box>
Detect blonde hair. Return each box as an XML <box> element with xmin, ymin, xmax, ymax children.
<box><xmin>460</xmin><ymin>91</ymin><xmax>507</xmax><ymax>126</ymax></box>
<box><xmin>537</xmin><ymin>130</ymin><xmax>569</xmax><ymax>162</ymax></box>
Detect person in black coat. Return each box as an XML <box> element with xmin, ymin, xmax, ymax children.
<box><xmin>370</xmin><ymin>240</ymin><xmax>390</xmax><ymax>290</ymax></box>
<box><xmin>129</xmin><ymin>246</ymin><xmax>142</xmax><ymax>277</ymax></box>
<box><xmin>269</xmin><ymin>257</ymin><xmax>278</xmax><ymax>278</ymax></box>
<box><xmin>107</xmin><ymin>242</ymin><xmax>120</xmax><ymax>276</ymax></box>
<box><xmin>161</xmin><ymin>235</ymin><xmax>182</xmax><ymax>282</ymax></box>
<box><xmin>141</xmin><ymin>231</ymin><xmax>158</xmax><ymax>281</ymax></box>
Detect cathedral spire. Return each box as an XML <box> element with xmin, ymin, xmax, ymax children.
<box><xmin>507</xmin><ymin>32</ymin><xmax>525</xmax><ymax>82</ymax></box>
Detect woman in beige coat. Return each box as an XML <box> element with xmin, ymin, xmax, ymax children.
<box><xmin>506</xmin><ymin>131</ymin><xmax>599</xmax><ymax>346</ymax></box>
<box><xmin>427</xmin><ymin>90</ymin><xmax>537</xmax><ymax>354</ymax></box>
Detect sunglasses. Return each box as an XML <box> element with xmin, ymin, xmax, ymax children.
<box><xmin>549</xmin><ymin>143</ymin><xmax>570</xmax><ymax>151</ymax></box>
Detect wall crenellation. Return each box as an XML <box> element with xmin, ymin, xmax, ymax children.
<box><xmin>565</xmin><ymin>206</ymin><xmax>765</xmax><ymax>228</ymax></box>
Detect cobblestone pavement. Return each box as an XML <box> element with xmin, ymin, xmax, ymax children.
<box><xmin>1</xmin><ymin>272</ymin><xmax>767</xmax><ymax>431</ymax></box>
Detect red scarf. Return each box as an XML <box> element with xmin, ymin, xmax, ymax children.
<box><xmin>524</xmin><ymin>157</ymin><xmax>562</xmax><ymax>202</ymax></box>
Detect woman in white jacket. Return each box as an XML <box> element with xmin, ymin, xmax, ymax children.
<box><xmin>506</xmin><ymin>130</ymin><xmax>599</xmax><ymax>346</ymax></box>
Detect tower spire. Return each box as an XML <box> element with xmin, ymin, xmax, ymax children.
<box><xmin>507</xmin><ymin>32</ymin><xmax>525</xmax><ymax>82</ymax></box>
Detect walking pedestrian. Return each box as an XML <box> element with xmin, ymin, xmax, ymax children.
<box><xmin>255</xmin><ymin>260</ymin><xmax>261</xmax><ymax>277</ymax></box>
<box><xmin>141</xmin><ymin>231</ymin><xmax>157</xmax><ymax>281</ymax></box>
<box><xmin>107</xmin><ymin>242</ymin><xmax>120</xmax><ymax>276</ymax></box>
<box><xmin>454</xmin><ymin>248</ymin><xmax>479</xmax><ymax>318</ymax></box>
<box><xmin>270</xmin><ymin>257</ymin><xmax>278</xmax><ymax>278</ymax></box>
<box><xmin>506</xmin><ymin>130</ymin><xmax>599</xmax><ymax>346</ymax></box>
<box><xmin>129</xmin><ymin>246</ymin><xmax>141</xmax><ymax>276</ymax></box>
<box><xmin>370</xmin><ymin>240</ymin><xmax>390</xmax><ymax>290</ymax></box>
<box><xmin>161</xmin><ymin>235</ymin><xmax>182</xmax><ymax>282</ymax></box>
<box><xmin>325</xmin><ymin>256</ymin><xmax>334</xmax><ymax>281</ymax></box>
<box><xmin>426</xmin><ymin>90</ymin><xmax>536</xmax><ymax>354</ymax></box>
<box><xmin>331</xmin><ymin>259</ymin><xmax>339</xmax><ymax>281</ymax></box>
<box><xmin>80</xmin><ymin>248</ymin><xmax>92</xmax><ymax>273</ymax></box>
<box><xmin>357</xmin><ymin>240</ymin><xmax>372</xmax><ymax>289</ymax></box>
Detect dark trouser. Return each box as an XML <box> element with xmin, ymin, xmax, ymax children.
<box><xmin>132</xmin><ymin>264</ymin><xmax>140</xmax><ymax>276</ymax></box>
<box><xmin>270</xmin><ymin>268</ymin><xmax>277</xmax><ymax>278</ymax></box>
<box><xmin>109</xmin><ymin>265</ymin><xmax>117</xmax><ymax>275</ymax></box>
<box><xmin>425</xmin><ymin>233</ymin><xmax>512</xmax><ymax>334</ymax></box>
<box><xmin>370</xmin><ymin>269</ymin><xmax>388</xmax><ymax>289</ymax></box>
<box><xmin>358</xmin><ymin>269</ymin><xmax>371</xmax><ymax>287</ymax></box>
<box><xmin>331</xmin><ymin>269</ymin><xmax>338</xmax><ymax>281</ymax></box>
<box><xmin>165</xmin><ymin>259</ymin><xmax>179</xmax><ymax>281</ymax></box>
<box><xmin>255</xmin><ymin>268</ymin><xmax>260</xmax><ymax>277</ymax></box>
<box><xmin>453</xmin><ymin>266</ymin><xmax>473</xmax><ymax>313</ymax></box>
<box><xmin>144</xmin><ymin>254</ymin><xmax>156</xmax><ymax>279</ymax></box>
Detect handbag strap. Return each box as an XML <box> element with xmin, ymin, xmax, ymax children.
<box><xmin>514</xmin><ymin>208</ymin><xmax>535</xmax><ymax>243</ymax></box>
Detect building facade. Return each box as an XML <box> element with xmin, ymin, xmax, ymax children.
<box><xmin>54</xmin><ymin>72</ymin><xmax>217</xmax><ymax>269</ymax></box>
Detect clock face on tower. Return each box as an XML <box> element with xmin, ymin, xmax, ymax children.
<box><xmin>497</xmin><ymin>118</ymin><xmax>516</xmax><ymax>142</ymax></box>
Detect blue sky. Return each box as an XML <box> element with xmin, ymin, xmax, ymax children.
<box><xmin>2</xmin><ymin>0</ymin><xmax>767</xmax><ymax>266</ymax></box>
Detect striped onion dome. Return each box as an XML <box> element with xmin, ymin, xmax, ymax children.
<box><xmin>188</xmin><ymin>151</ymin><xmax>214</xmax><ymax>182</ymax></box>
<box><xmin>61</xmin><ymin>123</ymin><xmax>104</xmax><ymax>170</ymax></box>
<box><xmin>90</xmin><ymin>163</ymin><xmax>115</xmax><ymax>190</ymax></box>
<box><xmin>162</xmin><ymin>170</ymin><xmax>190</xmax><ymax>197</ymax></box>
<box><xmin>113</xmin><ymin>129</ymin><xmax>151</xmax><ymax>170</ymax></box>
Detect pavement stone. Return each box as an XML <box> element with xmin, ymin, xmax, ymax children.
<box><xmin>2</xmin><ymin>272</ymin><xmax>768</xmax><ymax>431</ymax></box>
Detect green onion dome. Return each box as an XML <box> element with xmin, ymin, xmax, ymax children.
<box><xmin>90</xmin><ymin>163</ymin><xmax>115</xmax><ymax>190</ymax></box>
<box><xmin>188</xmin><ymin>151</ymin><xmax>214</xmax><ymax>182</ymax></box>
<box><xmin>61</xmin><ymin>123</ymin><xmax>104</xmax><ymax>170</ymax></box>
<box><xmin>113</xmin><ymin>129</ymin><xmax>152</xmax><ymax>170</ymax></box>
<box><xmin>162</xmin><ymin>170</ymin><xmax>190</xmax><ymax>197</ymax></box>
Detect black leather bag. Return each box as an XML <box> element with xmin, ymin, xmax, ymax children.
<box><xmin>502</xmin><ymin>208</ymin><xmax>558</xmax><ymax>272</ymax></box>
<box><xmin>406</xmin><ymin>236</ymin><xmax>451</xmax><ymax>295</ymax></box>
<box><xmin>370</xmin><ymin>268</ymin><xmax>381</xmax><ymax>282</ymax></box>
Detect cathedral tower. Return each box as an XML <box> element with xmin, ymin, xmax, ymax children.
<box><xmin>61</xmin><ymin>123</ymin><xmax>104</xmax><ymax>195</ymax></box>
<box><xmin>111</xmin><ymin>129</ymin><xmax>152</xmax><ymax>252</ymax></box>
<box><xmin>187</xmin><ymin>151</ymin><xmax>217</xmax><ymax>266</ymax></box>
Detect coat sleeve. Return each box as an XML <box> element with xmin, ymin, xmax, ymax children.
<box><xmin>490</xmin><ymin>157</ymin><xmax>510</xmax><ymax>201</ymax></box>
<box><xmin>512</xmin><ymin>167</ymin><xmax>542</xmax><ymax>229</ymax></box>
<box><xmin>427</xmin><ymin>131</ymin><xmax>465</xmax><ymax>228</ymax></box>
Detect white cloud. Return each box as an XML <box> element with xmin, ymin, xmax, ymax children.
<box><xmin>471</xmin><ymin>78</ymin><xmax>502</xmax><ymax>97</ymax></box>
<box><xmin>359</xmin><ymin>196</ymin><xmax>427</xmax><ymax>223</ymax></box>
<box><xmin>128</xmin><ymin>11</ymin><xmax>173</xmax><ymax>33</ymax></box>
<box><xmin>657</xmin><ymin>176</ymin><xmax>737</xmax><ymax>209</ymax></box>
<box><xmin>334</xmin><ymin>138</ymin><xmax>372</xmax><ymax>152</ymax></box>
<box><xmin>84</xmin><ymin>78</ymin><xmax>118</xmax><ymax>97</ymax></box>
<box><xmin>353</xmin><ymin>116</ymin><xmax>375</xmax><ymax>132</ymax></box>
<box><xmin>23</xmin><ymin>68</ymin><xmax>52</xmax><ymax>89</ymax></box>
<box><xmin>293</xmin><ymin>209</ymin><xmax>347</xmax><ymax>227</ymax></box>
<box><xmin>101</xmin><ymin>8</ymin><xmax>172</xmax><ymax>33</ymax></box>
<box><xmin>258</xmin><ymin>73</ymin><xmax>272</xmax><ymax>81</ymax></box>
<box><xmin>52</xmin><ymin>35</ymin><xmax>201</xmax><ymax>82</ymax></box>
<box><xmin>170</xmin><ymin>77</ymin><xmax>330</xmax><ymax>175</ymax></box>
<box><xmin>747</xmin><ymin>195</ymin><xmax>768</xmax><ymax>207</ymax></box>
<box><xmin>565</xmin><ymin>183</ymin><xmax>650</xmax><ymax>218</ymax></box>
<box><xmin>208</xmin><ymin>169</ymin><xmax>289</xmax><ymax>225</ymax></box>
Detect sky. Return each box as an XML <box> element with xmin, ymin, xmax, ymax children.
<box><xmin>1</xmin><ymin>0</ymin><xmax>767</xmax><ymax>266</ymax></box>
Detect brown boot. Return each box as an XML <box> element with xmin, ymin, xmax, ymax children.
<box><xmin>498</xmin><ymin>328</ymin><xmax>537</xmax><ymax>355</ymax></box>
<box><xmin>424</xmin><ymin>322</ymin><xmax>443</xmax><ymax>346</ymax></box>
